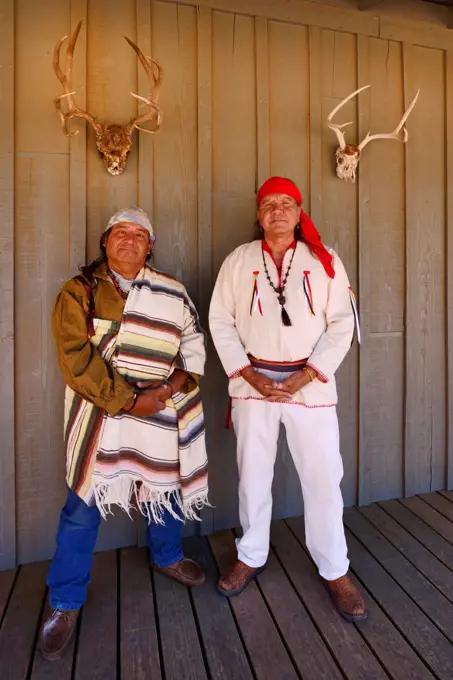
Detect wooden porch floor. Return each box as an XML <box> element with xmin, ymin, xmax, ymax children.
<box><xmin>2</xmin><ymin>492</ymin><xmax>453</xmax><ymax>680</ymax></box>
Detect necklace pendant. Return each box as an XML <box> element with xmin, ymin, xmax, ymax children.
<box><xmin>278</xmin><ymin>293</ymin><xmax>286</xmax><ymax>306</ymax></box>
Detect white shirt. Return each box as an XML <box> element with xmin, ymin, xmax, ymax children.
<box><xmin>209</xmin><ymin>240</ymin><xmax>356</xmax><ymax>407</ymax></box>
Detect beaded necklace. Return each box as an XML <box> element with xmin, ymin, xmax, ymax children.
<box><xmin>107</xmin><ymin>266</ymin><xmax>129</xmax><ymax>301</ymax></box>
<box><xmin>261</xmin><ymin>243</ymin><xmax>296</xmax><ymax>326</ymax></box>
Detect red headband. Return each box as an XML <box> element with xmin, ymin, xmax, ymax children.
<box><xmin>257</xmin><ymin>177</ymin><xmax>335</xmax><ymax>279</ymax></box>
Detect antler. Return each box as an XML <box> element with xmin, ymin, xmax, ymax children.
<box><xmin>124</xmin><ymin>37</ymin><xmax>163</xmax><ymax>134</ymax></box>
<box><xmin>327</xmin><ymin>85</ymin><xmax>371</xmax><ymax>150</ymax></box>
<box><xmin>53</xmin><ymin>20</ymin><xmax>102</xmax><ymax>137</ymax></box>
<box><xmin>357</xmin><ymin>89</ymin><xmax>420</xmax><ymax>150</ymax></box>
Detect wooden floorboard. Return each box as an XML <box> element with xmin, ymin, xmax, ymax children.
<box><xmin>257</xmin><ymin>548</ymin><xmax>344</xmax><ymax>680</ymax></box>
<box><xmin>359</xmin><ymin>502</ymin><xmax>453</xmax><ymax>604</ymax></box>
<box><xmin>74</xmin><ymin>551</ymin><xmax>118</xmax><ymax>680</ymax></box>
<box><xmin>379</xmin><ymin>498</ymin><xmax>453</xmax><ymax>570</ymax></box>
<box><xmin>420</xmin><ymin>491</ymin><xmax>453</xmax><ymax>523</ymax></box>
<box><xmin>344</xmin><ymin>507</ymin><xmax>453</xmax><ymax>642</ymax></box>
<box><xmin>153</xmin><ymin>565</ymin><xmax>208</xmax><ymax>680</ymax></box>
<box><xmin>400</xmin><ymin>496</ymin><xmax>453</xmax><ymax>544</ymax></box>
<box><xmin>119</xmin><ymin>547</ymin><xmax>162</xmax><ymax>680</ymax></box>
<box><xmin>345</xmin><ymin>571</ymin><xmax>436</xmax><ymax>680</ymax></box>
<box><xmin>0</xmin><ymin>568</ymin><xmax>16</xmax><ymax>621</ymax></box>
<box><xmin>274</xmin><ymin>519</ymin><xmax>389</xmax><ymax>680</ymax></box>
<box><xmin>1</xmin><ymin>492</ymin><xmax>453</xmax><ymax>680</ymax></box>
<box><xmin>285</xmin><ymin>517</ymin><xmax>438</xmax><ymax>680</ymax></box>
<box><xmin>209</xmin><ymin>530</ymin><xmax>299</xmax><ymax>680</ymax></box>
<box><xmin>439</xmin><ymin>490</ymin><xmax>453</xmax><ymax>505</ymax></box>
<box><xmin>344</xmin><ymin>528</ymin><xmax>453</xmax><ymax>680</ymax></box>
<box><xmin>184</xmin><ymin>535</ymin><xmax>254</xmax><ymax>680</ymax></box>
<box><xmin>0</xmin><ymin>562</ymin><xmax>47</xmax><ymax>680</ymax></box>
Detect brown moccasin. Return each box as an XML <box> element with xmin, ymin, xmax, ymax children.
<box><xmin>218</xmin><ymin>559</ymin><xmax>265</xmax><ymax>597</ymax></box>
<box><xmin>323</xmin><ymin>574</ymin><xmax>368</xmax><ymax>622</ymax></box>
<box><xmin>152</xmin><ymin>557</ymin><xmax>206</xmax><ymax>587</ymax></box>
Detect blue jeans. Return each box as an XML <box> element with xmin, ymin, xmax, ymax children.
<box><xmin>47</xmin><ymin>488</ymin><xmax>184</xmax><ymax>610</ymax></box>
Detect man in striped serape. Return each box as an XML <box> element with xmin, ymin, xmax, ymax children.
<box><xmin>209</xmin><ymin>177</ymin><xmax>367</xmax><ymax>623</ymax></box>
<box><xmin>40</xmin><ymin>206</ymin><xmax>209</xmax><ymax>661</ymax></box>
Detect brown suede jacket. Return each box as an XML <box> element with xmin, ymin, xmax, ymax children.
<box><xmin>52</xmin><ymin>260</ymin><xmax>197</xmax><ymax>416</ymax></box>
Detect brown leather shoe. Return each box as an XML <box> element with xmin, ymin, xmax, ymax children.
<box><xmin>218</xmin><ymin>559</ymin><xmax>265</xmax><ymax>597</ymax></box>
<box><xmin>152</xmin><ymin>557</ymin><xmax>206</xmax><ymax>586</ymax></box>
<box><xmin>40</xmin><ymin>608</ymin><xmax>80</xmax><ymax>661</ymax></box>
<box><xmin>323</xmin><ymin>574</ymin><xmax>368</xmax><ymax>622</ymax></box>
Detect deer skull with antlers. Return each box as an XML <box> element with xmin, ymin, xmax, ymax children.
<box><xmin>53</xmin><ymin>20</ymin><xmax>163</xmax><ymax>175</ymax></box>
<box><xmin>327</xmin><ymin>85</ymin><xmax>420</xmax><ymax>182</ymax></box>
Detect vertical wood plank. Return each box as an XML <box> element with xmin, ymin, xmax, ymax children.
<box><xmin>320</xmin><ymin>29</ymin><xmax>359</xmax><ymax>506</ymax></box>
<box><xmin>404</xmin><ymin>43</ymin><xmax>446</xmax><ymax>496</ymax></box>
<box><xmin>357</xmin><ymin>34</ymin><xmax>371</xmax><ymax>506</ymax></box>
<box><xmin>309</xmin><ymin>26</ymin><xmax>322</xmax><ymax>226</ymax></box>
<box><xmin>16</xmin><ymin>0</ymin><xmax>70</xmax><ymax>154</ymax></box>
<box><xmin>268</xmin><ymin>21</ymin><xmax>309</xmax><ymax>206</ymax></box>
<box><xmin>446</xmin><ymin>50</ymin><xmax>453</xmax><ymax>489</ymax></box>
<box><xmin>211</xmin><ymin>10</ymin><xmax>256</xmax><ymax>532</ymax></box>
<box><xmin>357</xmin><ymin>36</ymin><xmax>405</xmax><ymax>504</ymax></box>
<box><xmin>69</xmin><ymin>0</ymin><xmax>88</xmax><ymax>276</ymax></box>
<box><xmin>255</xmin><ymin>16</ymin><xmax>270</xmax><ymax>187</ymax></box>
<box><xmin>197</xmin><ymin>5</ymin><xmax>213</xmax><ymax>322</ymax></box>
<box><xmin>15</xmin><ymin>1</ymin><xmax>74</xmax><ymax>565</ymax></box>
<box><xmin>15</xmin><ymin>157</ymin><xmax>71</xmax><ymax>564</ymax></box>
<box><xmin>212</xmin><ymin>10</ymin><xmax>257</xmax><ymax>271</ymax></box>
<box><xmin>0</xmin><ymin>0</ymin><xmax>16</xmax><ymax>570</ymax></box>
<box><xmin>86</xmin><ymin>0</ymin><xmax>139</xmax><ymax>262</ymax></box>
<box><xmin>151</xmin><ymin>2</ymin><xmax>198</xmax><ymax>295</ymax></box>
<box><xmin>197</xmin><ymin>5</ymin><xmax>214</xmax><ymax>535</ymax></box>
<box><xmin>137</xmin><ymin>0</ymin><xmax>154</xmax><ymax>221</ymax></box>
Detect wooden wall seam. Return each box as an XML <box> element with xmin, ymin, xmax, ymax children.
<box><xmin>70</xmin><ymin>0</ymin><xmax>88</xmax><ymax>276</ymax></box>
<box><xmin>308</xmin><ymin>26</ymin><xmax>322</xmax><ymax>226</ymax></box>
<box><xmin>357</xmin><ymin>34</ymin><xmax>370</xmax><ymax>505</ymax></box>
<box><xmin>135</xmin><ymin>0</ymin><xmax>154</xmax><ymax>550</ymax></box>
<box><xmin>446</xmin><ymin>49</ymin><xmax>453</xmax><ymax>489</ymax></box>
<box><xmin>356</xmin><ymin>36</ymin><xmax>406</xmax><ymax>504</ymax></box>
<box><xmin>0</xmin><ymin>0</ymin><xmax>16</xmax><ymax>570</ymax></box>
<box><xmin>160</xmin><ymin>0</ymin><xmax>380</xmax><ymax>38</ymax></box>
<box><xmin>403</xmin><ymin>40</ymin><xmax>447</xmax><ymax>496</ymax></box>
<box><xmin>158</xmin><ymin>0</ymin><xmax>453</xmax><ymax>51</ymax></box>
<box><xmin>197</xmin><ymin>5</ymin><xmax>214</xmax><ymax>535</ymax></box>
<box><xmin>379</xmin><ymin>16</ymin><xmax>453</xmax><ymax>53</ymax></box>
<box><xmin>137</xmin><ymin>0</ymin><xmax>155</xmax><ymax>222</ymax></box>
<box><xmin>255</xmin><ymin>16</ymin><xmax>270</xmax><ymax>187</ymax></box>
<box><xmin>197</xmin><ymin>5</ymin><xmax>213</xmax><ymax>320</ymax></box>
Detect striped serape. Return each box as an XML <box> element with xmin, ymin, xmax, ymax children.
<box><xmin>64</xmin><ymin>266</ymin><xmax>209</xmax><ymax>522</ymax></box>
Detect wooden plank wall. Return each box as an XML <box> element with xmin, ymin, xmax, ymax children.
<box><xmin>2</xmin><ymin>0</ymin><xmax>453</xmax><ymax>564</ymax></box>
<box><xmin>0</xmin><ymin>0</ymin><xmax>15</xmax><ymax>571</ymax></box>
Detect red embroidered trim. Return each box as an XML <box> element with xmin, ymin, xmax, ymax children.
<box><xmin>228</xmin><ymin>363</ymin><xmax>252</xmax><ymax>379</ymax></box>
<box><xmin>231</xmin><ymin>396</ymin><xmax>336</xmax><ymax>409</ymax></box>
<box><xmin>250</xmin><ymin>271</ymin><xmax>263</xmax><ymax>316</ymax></box>
<box><xmin>306</xmin><ymin>361</ymin><xmax>329</xmax><ymax>383</ymax></box>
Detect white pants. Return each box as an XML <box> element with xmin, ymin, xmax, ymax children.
<box><xmin>231</xmin><ymin>395</ymin><xmax>349</xmax><ymax>580</ymax></box>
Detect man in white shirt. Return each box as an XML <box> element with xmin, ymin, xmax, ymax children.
<box><xmin>209</xmin><ymin>177</ymin><xmax>367</xmax><ymax>622</ymax></box>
